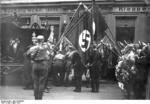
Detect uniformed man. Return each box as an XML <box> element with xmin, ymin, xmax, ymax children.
<box><xmin>27</xmin><ymin>35</ymin><xmax>50</xmax><ymax>99</ymax></box>
<box><xmin>71</xmin><ymin>50</ymin><xmax>85</xmax><ymax>92</ymax></box>
<box><xmin>88</xmin><ymin>44</ymin><xmax>102</xmax><ymax>92</ymax></box>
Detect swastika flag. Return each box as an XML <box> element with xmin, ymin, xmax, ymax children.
<box><xmin>61</xmin><ymin>3</ymin><xmax>92</xmax><ymax>64</ymax></box>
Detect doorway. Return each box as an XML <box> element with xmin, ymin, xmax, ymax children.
<box><xmin>116</xmin><ymin>16</ymin><xmax>136</xmax><ymax>43</ymax></box>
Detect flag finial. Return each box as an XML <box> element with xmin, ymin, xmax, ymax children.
<box><xmin>79</xmin><ymin>2</ymin><xmax>82</xmax><ymax>5</ymax></box>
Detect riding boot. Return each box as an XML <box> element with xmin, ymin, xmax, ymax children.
<box><xmin>91</xmin><ymin>79</ymin><xmax>95</xmax><ymax>92</ymax></box>
<box><xmin>38</xmin><ymin>91</ymin><xmax>43</xmax><ymax>100</ymax></box>
<box><xmin>85</xmin><ymin>78</ymin><xmax>90</xmax><ymax>88</ymax></box>
<box><xmin>64</xmin><ymin>78</ymin><xmax>69</xmax><ymax>87</ymax></box>
<box><xmin>74</xmin><ymin>82</ymin><xmax>81</xmax><ymax>92</ymax></box>
<box><xmin>34</xmin><ymin>90</ymin><xmax>39</xmax><ymax>99</ymax></box>
<box><xmin>95</xmin><ymin>80</ymin><xmax>99</xmax><ymax>92</ymax></box>
<box><xmin>74</xmin><ymin>75</ymin><xmax>81</xmax><ymax>92</ymax></box>
<box><xmin>74</xmin><ymin>83</ymin><xmax>81</xmax><ymax>92</ymax></box>
<box><xmin>35</xmin><ymin>94</ymin><xmax>38</xmax><ymax>99</ymax></box>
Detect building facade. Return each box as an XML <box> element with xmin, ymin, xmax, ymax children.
<box><xmin>0</xmin><ymin>0</ymin><xmax>149</xmax><ymax>44</ymax></box>
<box><xmin>0</xmin><ymin>0</ymin><xmax>150</xmax><ymax>86</ymax></box>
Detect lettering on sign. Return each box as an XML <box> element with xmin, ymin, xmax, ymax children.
<box><xmin>113</xmin><ymin>7</ymin><xmax>150</xmax><ymax>13</ymax></box>
<box><xmin>78</xmin><ymin>30</ymin><xmax>91</xmax><ymax>52</ymax></box>
<box><xmin>1</xmin><ymin>8</ymin><xmax>62</xmax><ymax>14</ymax></box>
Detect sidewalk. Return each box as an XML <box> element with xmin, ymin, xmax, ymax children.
<box><xmin>0</xmin><ymin>83</ymin><xmax>125</xmax><ymax>100</ymax></box>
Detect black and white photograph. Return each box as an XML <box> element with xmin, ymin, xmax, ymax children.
<box><xmin>0</xmin><ymin>0</ymin><xmax>150</xmax><ymax>102</ymax></box>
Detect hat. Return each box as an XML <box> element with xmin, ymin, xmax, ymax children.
<box><xmin>37</xmin><ymin>35</ymin><xmax>44</xmax><ymax>40</ymax></box>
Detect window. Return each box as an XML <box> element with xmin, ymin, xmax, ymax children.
<box><xmin>19</xmin><ymin>17</ymin><xmax>30</xmax><ymax>26</ymax></box>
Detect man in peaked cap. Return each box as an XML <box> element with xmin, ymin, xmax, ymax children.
<box><xmin>27</xmin><ymin>35</ymin><xmax>50</xmax><ymax>99</ymax></box>
<box><xmin>36</xmin><ymin>35</ymin><xmax>44</xmax><ymax>43</ymax></box>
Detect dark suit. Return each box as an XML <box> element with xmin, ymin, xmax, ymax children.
<box><xmin>72</xmin><ymin>51</ymin><xmax>85</xmax><ymax>92</ymax></box>
<box><xmin>88</xmin><ymin>49</ymin><xmax>101</xmax><ymax>92</ymax></box>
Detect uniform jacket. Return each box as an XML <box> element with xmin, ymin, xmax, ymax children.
<box><xmin>27</xmin><ymin>43</ymin><xmax>50</xmax><ymax>61</ymax></box>
<box><xmin>88</xmin><ymin>50</ymin><xmax>101</xmax><ymax>69</ymax></box>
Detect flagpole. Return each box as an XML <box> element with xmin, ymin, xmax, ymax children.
<box><xmin>64</xmin><ymin>13</ymin><xmax>87</xmax><ymax>38</ymax></box>
<box><xmin>104</xmin><ymin>22</ymin><xmax>122</xmax><ymax>56</ymax></box>
<box><xmin>91</xmin><ymin>0</ymin><xmax>95</xmax><ymax>45</ymax></box>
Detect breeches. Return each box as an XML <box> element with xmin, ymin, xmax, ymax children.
<box><xmin>90</xmin><ymin>68</ymin><xmax>100</xmax><ymax>91</ymax></box>
<box><xmin>91</xmin><ymin>78</ymin><xmax>99</xmax><ymax>91</ymax></box>
<box><xmin>74</xmin><ymin>69</ymin><xmax>83</xmax><ymax>90</ymax></box>
<box><xmin>74</xmin><ymin>75</ymin><xmax>82</xmax><ymax>90</ymax></box>
<box><xmin>32</xmin><ymin>61</ymin><xmax>49</xmax><ymax>99</ymax></box>
<box><xmin>90</xmin><ymin>68</ymin><xmax>100</xmax><ymax>79</ymax></box>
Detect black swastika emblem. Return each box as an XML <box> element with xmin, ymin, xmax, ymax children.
<box><xmin>81</xmin><ymin>33</ymin><xmax>90</xmax><ymax>49</ymax></box>
<box><xmin>78</xmin><ymin>30</ymin><xmax>91</xmax><ymax>52</ymax></box>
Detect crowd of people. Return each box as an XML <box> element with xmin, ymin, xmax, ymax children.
<box><xmin>23</xmin><ymin>31</ymin><xmax>150</xmax><ymax>99</ymax></box>
<box><xmin>116</xmin><ymin>42</ymin><xmax>150</xmax><ymax>99</ymax></box>
<box><xmin>23</xmin><ymin>32</ymin><xmax>108</xmax><ymax>99</ymax></box>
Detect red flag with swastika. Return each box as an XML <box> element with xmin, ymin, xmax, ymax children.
<box><xmin>61</xmin><ymin>3</ymin><xmax>92</xmax><ymax>64</ymax></box>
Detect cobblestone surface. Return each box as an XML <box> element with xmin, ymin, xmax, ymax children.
<box><xmin>0</xmin><ymin>83</ymin><xmax>125</xmax><ymax>100</ymax></box>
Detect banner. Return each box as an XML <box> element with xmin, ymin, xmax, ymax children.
<box><xmin>58</xmin><ymin>2</ymin><xmax>115</xmax><ymax>63</ymax></box>
<box><xmin>92</xmin><ymin>1</ymin><xmax>107</xmax><ymax>41</ymax></box>
<box><xmin>60</xmin><ymin>3</ymin><xmax>92</xmax><ymax>64</ymax></box>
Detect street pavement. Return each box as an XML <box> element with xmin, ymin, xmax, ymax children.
<box><xmin>0</xmin><ymin>83</ymin><xmax>125</xmax><ymax>100</ymax></box>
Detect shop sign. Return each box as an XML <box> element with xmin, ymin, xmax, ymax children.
<box><xmin>113</xmin><ymin>7</ymin><xmax>150</xmax><ymax>13</ymax></box>
<box><xmin>1</xmin><ymin>8</ymin><xmax>63</xmax><ymax>14</ymax></box>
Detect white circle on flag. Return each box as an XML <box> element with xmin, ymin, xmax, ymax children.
<box><xmin>78</xmin><ymin>30</ymin><xmax>91</xmax><ymax>52</ymax></box>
